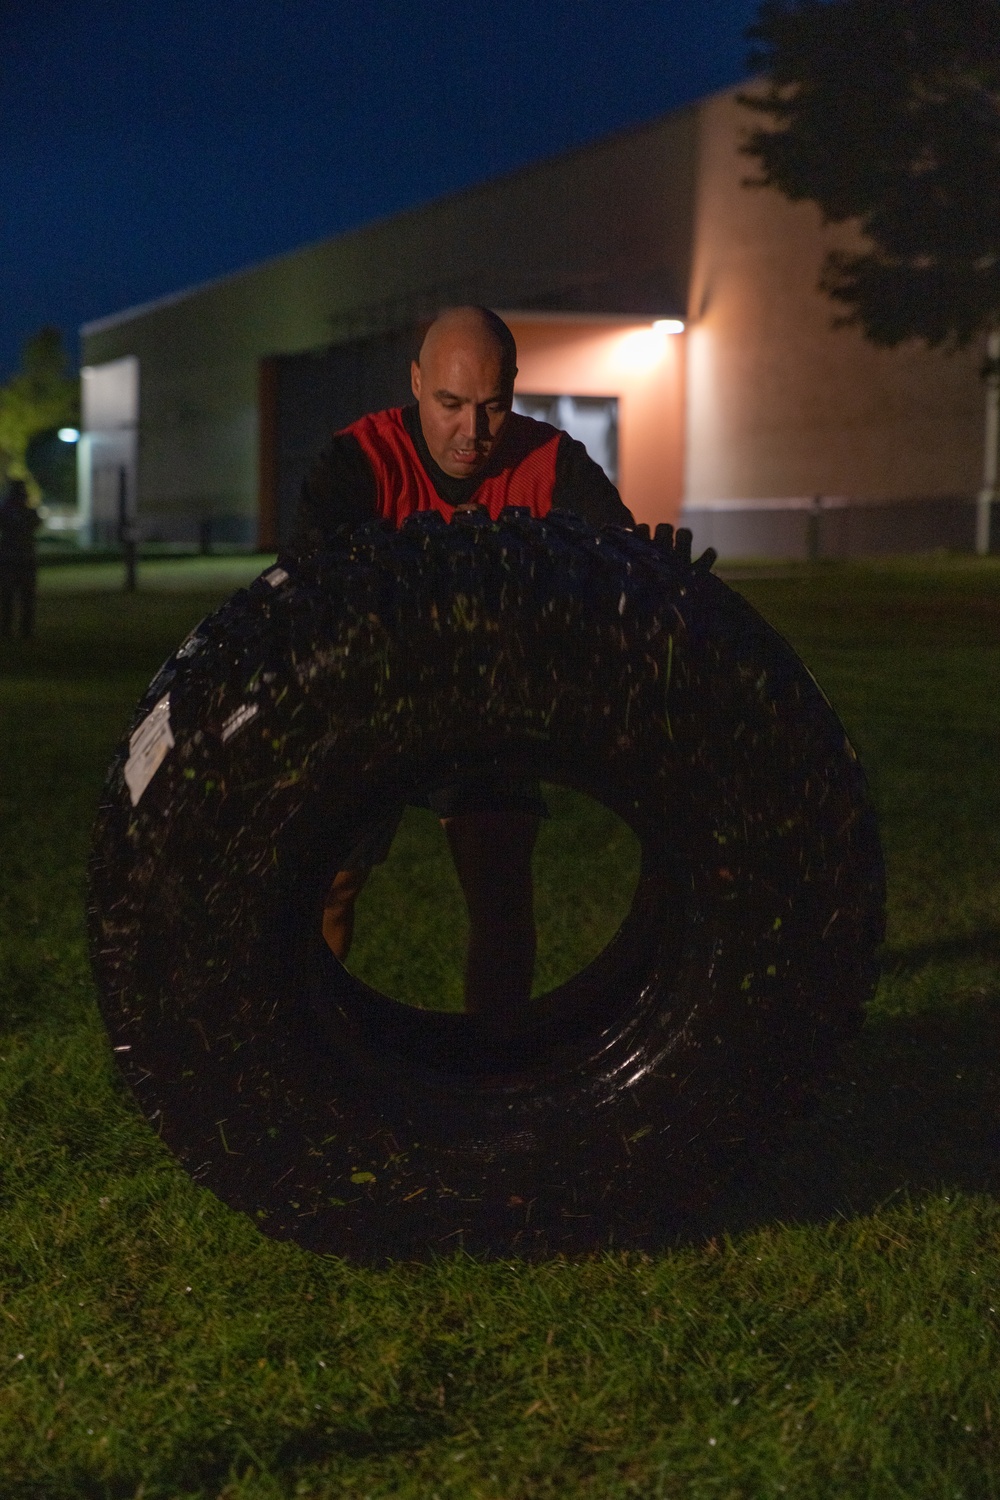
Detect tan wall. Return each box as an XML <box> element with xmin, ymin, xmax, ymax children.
<box><xmin>81</xmin><ymin>81</ymin><xmax>988</xmax><ymax>536</ymax></box>
<box><xmin>510</xmin><ymin>318</ymin><xmax>685</xmax><ymax>527</ymax></box>
<box><xmin>684</xmin><ymin>89</ymin><xmax>986</xmax><ymax>504</ymax></box>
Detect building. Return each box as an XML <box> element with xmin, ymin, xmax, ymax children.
<box><xmin>78</xmin><ymin>86</ymin><xmax>992</xmax><ymax>559</ymax></box>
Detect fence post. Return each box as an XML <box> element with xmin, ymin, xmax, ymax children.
<box><xmin>977</xmin><ymin>329</ymin><xmax>1000</xmax><ymax>556</ymax></box>
<box><xmin>117</xmin><ymin>467</ymin><xmax>137</xmax><ymax>592</ymax></box>
<box><xmin>807</xmin><ymin>495</ymin><xmax>822</xmax><ymax>563</ymax></box>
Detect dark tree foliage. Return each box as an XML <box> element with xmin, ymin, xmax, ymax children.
<box><xmin>741</xmin><ymin>0</ymin><xmax>1000</xmax><ymax>349</ymax></box>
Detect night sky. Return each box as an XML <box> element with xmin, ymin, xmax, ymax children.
<box><xmin>1</xmin><ymin>0</ymin><xmax>760</xmax><ymax>379</ymax></box>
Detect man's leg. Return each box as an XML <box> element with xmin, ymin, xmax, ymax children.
<box><xmin>443</xmin><ymin>811</ymin><xmax>539</xmax><ymax>1024</ymax></box>
<box><xmin>321</xmin><ymin>809</ymin><xmax>402</xmax><ymax>960</ymax></box>
<box><xmin>322</xmin><ymin>866</ymin><xmax>372</xmax><ymax>960</ymax></box>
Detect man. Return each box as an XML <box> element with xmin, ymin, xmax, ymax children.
<box><xmin>298</xmin><ymin>306</ymin><xmax>632</xmax><ymax>1024</ymax></box>
<box><xmin>0</xmin><ymin>478</ymin><xmax>40</xmax><ymax>638</ymax></box>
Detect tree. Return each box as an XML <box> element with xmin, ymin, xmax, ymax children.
<box><xmin>741</xmin><ymin>0</ymin><xmax>1000</xmax><ymax>549</ymax></box>
<box><xmin>741</xmin><ymin>0</ymin><xmax>1000</xmax><ymax>347</ymax></box>
<box><xmin>0</xmin><ymin>328</ymin><xmax>80</xmax><ymax>497</ymax></box>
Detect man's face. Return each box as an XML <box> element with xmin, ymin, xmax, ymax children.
<box><xmin>411</xmin><ymin>336</ymin><xmax>513</xmax><ymax>479</ymax></box>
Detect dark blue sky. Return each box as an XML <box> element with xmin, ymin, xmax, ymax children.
<box><xmin>1</xmin><ymin>0</ymin><xmax>760</xmax><ymax>378</ymax></box>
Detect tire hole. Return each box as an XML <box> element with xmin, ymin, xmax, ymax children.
<box><xmin>333</xmin><ymin>783</ymin><xmax>641</xmax><ymax>1014</ymax></box>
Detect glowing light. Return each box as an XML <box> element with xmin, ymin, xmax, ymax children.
<box><xmin>58</xmin><ymin>427</ymin><xmax>80</xmax><ymax>442</ymax></box>
<box><xmin>653</xmin><ymin>318</ymin><xmax>685</xmax><ymax>335</ymax></box>
<box><xmin>617</xmin><ymin>329</ymin><xmax>664</xmax><ymax>371</ymax></box>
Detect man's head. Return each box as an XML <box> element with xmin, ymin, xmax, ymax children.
<box><xmin>411</xmin><ymin>307</ymin><xmax>517</xmax><ymax>479</ymax></box>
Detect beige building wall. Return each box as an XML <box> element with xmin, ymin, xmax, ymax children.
<box><xmin>684</xmin><ymin>88</ymin><xmax>986</xmax><ymax>505</ymax></box>
<box><xmin>80</xmin><ymin>81</ymin><xmax>991</xmax><ymax>548</ymax></box>
<box><xmin>81</xmin><ymin>109</ymin><xmax>696</xmax><ymax>539</ymax></box>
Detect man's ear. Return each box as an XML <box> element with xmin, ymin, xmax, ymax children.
<box><xmin>410</xmin><ymin>360</ymin><xmax>421</xmax><ymax>400</ymax></box>
<box><xmin>502</xmin><ymin>367</ymin><xmax>518</xmax><ymax>407</ymax></box>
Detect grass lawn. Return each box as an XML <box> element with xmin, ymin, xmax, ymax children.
<box><xmin>1</xmin><ymin>553</ymin><xmax>999</xmax><ymax>1497</ymax></box>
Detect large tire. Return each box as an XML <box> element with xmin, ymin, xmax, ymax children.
<box><xmin>88</xmin><ymin>510</ymin><xmax>884</xmax><ymax>1260</ymax></box>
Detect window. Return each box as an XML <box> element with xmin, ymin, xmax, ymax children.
<box><xmin>512</xmin><ymin>394</ymin><xmax>618</xmax><ymax>483</ymax></box>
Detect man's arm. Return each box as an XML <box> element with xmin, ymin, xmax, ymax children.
<box><xmin>552</xmin><ymin>434</ymin><xmax>634</xmax><ymax>528</ymax></box>
<box><xmin>296</xmin><ymin>431</ymin><xmax>378</xmax><ymax>550</ymax></box>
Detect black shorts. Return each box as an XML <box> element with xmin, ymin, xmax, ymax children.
<box><xmin>339</xmin><ymin>775</ymin><xmax>549</xmax><ymax>869</ymax></box>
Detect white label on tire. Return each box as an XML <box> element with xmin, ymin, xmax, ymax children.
<box><xmin>263</xmin><ymin>566</ymin><xmax>289</xmax><ymax>588</ymax></box>
<box><xmin>221</xmin><ymin>701</ymin><xmax>259</xmax><ymax>742</ymax></box>
<box><xmin>176</xmin><ymin>632</ymin><xmax>205</xmax><ymax>660</ymax></box>
<box><xmin>124</xmin><ymin>694</ymin><xmax>175</xmax><ymax>806</ymax></box>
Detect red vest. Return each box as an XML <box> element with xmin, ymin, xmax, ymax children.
<box><xmin>343</xmin><ymin>407</ymin><xmax>561</xmax><ymax>527</ymax></box>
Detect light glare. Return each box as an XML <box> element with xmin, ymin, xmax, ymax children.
<box><xmin>653</xmin><ymin>319</ymin><xmax>685</xmax><ymax>334</ymax></box>
<box><xmin>58</xmin><ymin>427</ymin><xmax>80</xmax><ymax>443</ymax></box>
<box><xmin>617</xmin><ymin>327</ymin><xmax>668</xmax><ymax>371</ymax></box>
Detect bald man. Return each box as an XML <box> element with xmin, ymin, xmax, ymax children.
<box><xmin>298</xmin><ymin>306</ymin><xmax>632</xmax><ymax>1025</ymax></box>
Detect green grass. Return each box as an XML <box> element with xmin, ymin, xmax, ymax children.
<box><xmin>347</xmin><ymin>789</ymin><xmax>640</xmax><ymax>1009</ymax></box>
<box><xmin>1</xmin><ymin>555</ymin><xmax>1000</xmax><ymax>1497</ymax></box>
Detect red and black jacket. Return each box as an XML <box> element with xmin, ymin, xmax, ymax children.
<box><xmin>298</xmin><ymin>404</ymin><xmax>631</xmax><ymax>546</ymax></box>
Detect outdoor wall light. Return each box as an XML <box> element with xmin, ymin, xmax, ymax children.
<box><xmin>58</xmin><ymin>427</ymin><xmax>80</xmax><ymax>443</ymax></box>
<box><xmin>616</xmin><ymin>319</ymin><xmax>685</xmax><ymax>372</ymax></box>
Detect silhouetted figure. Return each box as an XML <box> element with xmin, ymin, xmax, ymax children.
<box><xmin>0</xmin><ymin>479</ymin><xmax>40</xmax><ymax>638</ymax></box>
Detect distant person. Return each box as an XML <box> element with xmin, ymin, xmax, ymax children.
<box><xmin>298</xmin><ymin>305</ymin><xmax>632</xmax><ymax>1024</ymax></box>
<box><xmin>0</xmin><ymin>479</ymin><xmax>40</xmax><ymax>638</ymax></box>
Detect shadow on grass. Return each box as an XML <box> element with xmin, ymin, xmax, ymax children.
<box><xmin>881</xmin><ymin>927</ymin><xmax>1000</xmax><ymax>971</ymax></box>
<box><xmin>707</xmin><ymin>937</ymin><xmax>1000</xmax><ymax>1239</ymax></box>
<box><xmin>31</xmin><ymin>920</ymin><xmax>998</xmax><ymax>1262</ymax></box>
<box><xmin>11</xmin><ymin>945</ymin><xmax>1000</xmax><ymax>1259</ymax></box>
<box><xmin>10</xmin><ymin>1407</ymin><xmax>450</xmax><ymax>1500</ymax></box>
